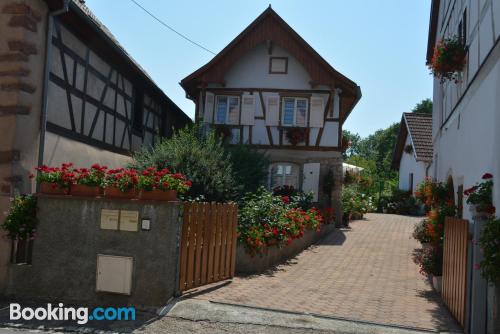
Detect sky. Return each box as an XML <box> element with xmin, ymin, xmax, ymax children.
<box><xmin>85</xmin><ymin>0</ymin><xmax>432</xmax><ymax>138</ymax></box>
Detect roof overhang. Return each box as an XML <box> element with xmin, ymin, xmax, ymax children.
<box><xmin>426</xmin><ymin>0</ymin><xmax>441</xmax><ymax>64</ymax></box>
<box><xmin>180</xmin><ymin>6</ymin><xmax>361</xmax><ymax>123</ymax></box>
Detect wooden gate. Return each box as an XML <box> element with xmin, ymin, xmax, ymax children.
<box><xmin>178</xmin><ymin>202</ymin><xmax>238</xmax><ymax>292</ymax></box>
<box><xmin>442</xmin><ymin>216</ymin><xmax>469</xmax><ymax>327</ymax></box>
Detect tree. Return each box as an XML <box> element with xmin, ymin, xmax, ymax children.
<box><xmin>131</xmin><ymin>125</ymin><xmax>236</xmax><ymax>202</ymax></box>
<box><xmin>342</xmin><ymin>130</ymin><xmax>361</xmax><ymax>159</ymax></box>
<box><xmin>412</xmin><ymin>98</ymin><xmax>433</xmax><ymax>114</ymax></box>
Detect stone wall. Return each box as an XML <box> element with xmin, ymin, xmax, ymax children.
<box><xmin>6</xmin><ymin>196</ymin><xmax>183</xmax><ymax>307</ymax></box>
<box><xmin>0</xmin><ymin>0</ymin><xmax>48</xmax><ymax>293</ymax></box>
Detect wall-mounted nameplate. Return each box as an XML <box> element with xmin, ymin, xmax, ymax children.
<box><xmin>101</xmin><ymin>209</ymin><xmax>119</xmax><ymax>230</ymax></box>
<box><xmin>120</xmin><ymin>210</ymin><xmax>139</xmax><ymax>232</ymax></box>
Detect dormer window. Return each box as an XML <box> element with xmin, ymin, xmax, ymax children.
<box><xmin>282</xmin><ymin>97</ymin><xmax>308</xmax><ymax>127</ymax></box>
<box><xmin>215</xmin><ymin>95</ymin><xmax>240</xmax><ymax>124</ymax></box>
<box><xmin>269</xmin><ymin>57</ymin><xmax>288</xmax><ymax>74</ymax></box>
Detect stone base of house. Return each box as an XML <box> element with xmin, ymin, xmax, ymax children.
<box><xmin>259</xmin><ymin>148</ymin><xmax>343</xmax><ymax>224</ymax></box>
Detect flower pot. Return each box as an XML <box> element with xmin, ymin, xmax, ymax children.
<box><xmin>71</xmin><ymin>184</ymin><xmax>102</xmax><ymax>197</ymax></box>
<box><xmin>39</xmin><ymin>182</ymin><xmax>68</xmax><ymax>195</ymax></box>
<box><xmin>104</xmin><ymin>187</ymin><xmax>136</xmax><ymax>199</ymax></box>
<box><xmin>139</xmin><ymin>189</ymin><xmax>177</xmax><ymax>201</ymax></box>
<box><xmin>432</xmin><ymin>275</ymin><xmax>442</xmax><ymax>293</ymax></box>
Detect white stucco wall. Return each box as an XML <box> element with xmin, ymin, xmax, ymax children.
<box><xmin>398</xmin><ymin>135</ymin><xmax>427</xmax><ymax>193</ymax></box>
<box><xmin>224</xmin><ymin>43</ymin><xmax>312</xmax><ymax>89</ymax></box>
<box><xmin>431</xmin><ymin>0</ymin><xmax>500</xmax><ymax>221</ymax></box>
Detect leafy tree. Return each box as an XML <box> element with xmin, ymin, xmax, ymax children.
<box><xmin>227</xmin><ymin>145</ymin><xmax>269</xmax><ymax>196</ymax></box>
<box><xmin>132</xmin><ymin>125</ymin><xmax>236</xmax><ymax>202</ymax></box>
<box><xmin>342</xmin><ymin>130</ymin><xmax>361</xmax><ymax>159</ymax></box>
<box><xmin>412</xmin><ymin>98</ymin><xmax>433</xmax><ymax>114</ymax></box>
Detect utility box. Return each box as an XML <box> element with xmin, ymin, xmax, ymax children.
<box><xmin>96</xmin><ymin>255</ymin><xmax>133</xmax><ymax>295</ymax></box>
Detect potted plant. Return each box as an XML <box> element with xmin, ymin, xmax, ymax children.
<box><xmin>137</xmin><ymin>167</ymin><xmax>191</xmax><ymax>201</ymax></box>
<box><xmin>412</xmin><ymin>219</ymin><xmax>433</xmax><ymax>249</ymax></box>
<box><xmin>103</xmin><ymin>168</ymin><xmax>138</xmax><ymax>199</ymax></box>
<box><xmin>414</xmin><ymin>247</ymin><xmax>443</xmax><ymax>293</ymax></box>
<box><xmin>285</xmin><ymin>127</ymin><xmax>308</xmax><ymax>146</ymax></box>
<box><xmin>427</xmin><ymin>36</ymin><xmax>466</xmax><ymax>83</ymax></box>
<box><xmin>464</xmin><ymin>173</ymin><xmax>495</xmax><ymax>218</ymax></box>
<box><xmin>32</xmin><ymin>163</ymin><xmax>74</xmax><ymax>195</ymax></box>
<box><xmin>71</xmin><ymin>164</ymin><xmax>107</xmax><ymax>197</ymax></box>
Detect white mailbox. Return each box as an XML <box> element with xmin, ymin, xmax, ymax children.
<box><xmin>96</xmin><ymin>255</ymin><xmax>133</xmax><ymax>295</ymax></box>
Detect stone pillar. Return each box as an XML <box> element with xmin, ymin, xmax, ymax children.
<box><xmin>0</xmin><ymin>1</ymin><xmax>48</xmax><ymax>293</ymax></box>
<box><xmin>469</xmin><ymin>216</ymin><xmax>488</xmax><ymax>334</ymax></box>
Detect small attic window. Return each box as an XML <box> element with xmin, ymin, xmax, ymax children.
<box><xmin>269</xmin><ymin>57</ymin><xmax>288</xmax><ymax>74</ymax></box>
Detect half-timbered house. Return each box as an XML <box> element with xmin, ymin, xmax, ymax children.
<box><xmin>181</xmin><ymin>7</ymin><xmax>361</xmax><ymax>221</ymax></box>
<box><xmin>0</xmin><ymin>0</ymin><xmax>190</xmax><ymax>292</ymax></box>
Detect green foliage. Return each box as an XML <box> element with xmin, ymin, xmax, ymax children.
<box><xmin>2</xmin><ymin>195</ymin><xmax>37</xmax><ymax>241</ymax></box>
<box><xmin>412</xmin><ymin>219</ymin><xmax>433</xmax><ymax>244</ymax></box>
<box><xmin>414</xmin><ymin>247</ymin><xmax>442</xmax><ymax>276</ymax></box>
<box><xmin>341</xmin><ymin>130</ymin><xmax>361</xmax><ymax>159</ymax></box>
<box><xmin>479</xmin><ymin>218</ymin><xmax>500</xmax><ymax>284</ymax></box>
<box><xmin>227</xmin><ymin>145</ymin><xmax>269</xmax><ymax>196</ymax></box>
<box><xmin>341</xmin><ymin>185</ymin><xmax>374</xmax><ymax>217</ymax></box>
<box><xmin>237</xmin><ymin>187</ymin><xmax>323</xmax><ymax>254</ymax></box>
<box><xmin>412</xmin><ymin>98</ymin><xmax>433</xmax><ymax>114</ymax></box>
<box><xmin>382</xmin><ymin>188</ymin><xmax>420</xmax><ymax>215</ymax></box>
<box><xmin>132</xmin><ymin>125</ymin><xmax>235</xmax><ymax>202</ymax></box>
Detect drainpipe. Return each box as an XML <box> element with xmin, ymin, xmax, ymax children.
<box><xmin>37</xmin><ymin>0</ymin><xmax>70</xmax><ymax>190</ymax></box>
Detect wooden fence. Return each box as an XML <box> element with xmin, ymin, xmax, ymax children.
<box><xmin>442</xmin><ymin>216</ymin><xmax>469</xmax><ymax>327</ymax></box>
<box><xmin>178</xmin><ymin>202</ymin><xmax>238</xmax><ymax>292</ymax></box>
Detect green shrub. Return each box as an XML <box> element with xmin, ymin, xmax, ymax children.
<box><xmin>342</xmin><ymin>185</ymin><xmax>374</xmax><ymax>218</ymax></box>
<box><xmin>479</xmin><ymin>218</ymin><xmax>500</xmax><ymax>284</ymax></box>
<box><xmin>2</xmin><ymin>195</ymin><xmax>37</xmax><ymax>241</ymax></box>
<box><xmin>238</xmin><ymin>188</ymin><xmax>323</xmax><ymax>254</ymax></box>
<box><xmin>227</xmin><ymin>145</ymin><xmax>269</xmax><ymax>196</ymax></box>
<box><xmin>412</xmin><ymin>219</ymin><xmax>432</xmax><ymax>244</ymax></box>
<box><xmin>132</xmin><ymin>125</ymin><xmax>236</xmax><ymax>202</ymax></box>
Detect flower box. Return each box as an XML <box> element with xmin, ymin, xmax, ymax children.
<box><xmin>104</xmin><ymin>187</ymin><xmax>136</xmax><ymax>199</ymax></box>
<box><xmin>139</xmin><ymin>189</ymin><xmax>177</xmax><ymax>201</ymax></box>
<box><xmin>71</xmin><ymin>184</ymin><xmax>102</xmax><ymax>197</ymax></box>
<box><xmin>39</xmin><ymin>182</ymin><xmax>68</xmax><ymax>195</ymax></box>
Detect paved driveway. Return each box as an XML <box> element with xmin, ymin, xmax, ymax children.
<box><xmin>185</xmin><ymin>214</ymin><xmax>461</xmax><ymax>332</ymax></box>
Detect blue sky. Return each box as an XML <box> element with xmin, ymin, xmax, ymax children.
<box><xmin>85</xmin><ymin>0</ymin><xmax>432</xmax><ymax>137</ymax></box>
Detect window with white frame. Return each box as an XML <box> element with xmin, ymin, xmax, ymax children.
<box><xmin>215</xmin><ymin>95</ymin><xmax>240</xmax><ymax>124</ymax></box>
<box><xmin>282</xmin><ymin>97</ymin><xmax>308</xmax><ymax>127</ymax></box>
<box><xmin>269</xmin><ymin>163</ymin><xmax>299</xmax><ymax>189</ymax></box>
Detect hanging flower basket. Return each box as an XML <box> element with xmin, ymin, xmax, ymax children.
<box><xmin>404</xmin><ymin>144</ymin><xmax>413</xmax><ymax>154</ymax></box>
<box><xmin>427</xmin><ymin>36</ymin><xmax>466</xmax><ymax>83</ymax></box>
<box><xmin>285</xmin><ymin>127</ymin><xmax>308</xmax><ymax>146</ymax></box>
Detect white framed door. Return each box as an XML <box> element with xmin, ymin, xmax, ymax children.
<box><xmin>302</xmin><ymin>163</ymin><xmax>320</xmax><ymax>202</ymax></box>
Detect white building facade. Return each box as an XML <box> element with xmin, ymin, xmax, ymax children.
<box><xmin>181</xmin><ymin>7</ymin><xmax>361</xmax><ymax>221</ymax></box>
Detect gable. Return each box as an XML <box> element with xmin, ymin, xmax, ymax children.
<box><xmin>181</xmin><ymin>6</ymin><xmax>361</xmax><ymax>123</ymax></box>
<box><xmin>223</xmin><ymin>43</ymin><xmax>312</xmax><ymax>89</ymax></box>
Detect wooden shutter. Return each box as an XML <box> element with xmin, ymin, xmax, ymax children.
<box><xmin>240</xmin><ymin>94</ymin><xmax>256</xmax><ymax>125</ymax></box>
<box><xmin>204</xmin><ymin>92</ymin><xmax>214</xmax><ymax>123</ymax></box>
<box><xmin>309</xmin><ymin>97</ymin><xmax>324</xmax><ymax>127</ymax></box>
<box><xmin>302</xmin><ymin>163</ymin><xmax>320</xmax><ymax>201</ymax></box>
<box><xmin>265</xmin><ymin>95</ymin><xmax>280</xmax><ymax>126</ymax></box>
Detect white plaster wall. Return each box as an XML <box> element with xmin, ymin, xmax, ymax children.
<box><xmin>432</xmin><ymin>52</ymin><xmax>499</xmax><ymax>221</ymax></box>
<box><xmin>43</xmin><ymin>132</ymin><xmax>132</xmax><ymax>169</ymax></box>
<box><xmin>224</xmin><ymin>43</ymin><xmax>312</xmax><ymax>89</ymax></box>
<box><xmin>398</xmin><ymin>135</ymin><xmax>427</xmax><ymax>193</ymax></box>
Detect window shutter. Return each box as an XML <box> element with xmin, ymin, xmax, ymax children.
<box><xmin>240</xmin><ymin>95</ymin><xmax>256</xmax><ymax>125</ymax></box>
<box><xmin>265</xmin><ymin>95</ymin><xmax>280</xmax><ymax>126</ymax></box>
<box><xmin>203</xmin><ymin>92</ymin><xmax>214</xmax><ymax>123</ymax></box>
<box><xmin>309</xmin><ymin>97</ymin><xmax>324</xmax><ymax>127</ymax></box>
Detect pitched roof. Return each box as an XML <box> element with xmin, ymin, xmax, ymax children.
<box><xmin>180</xmin><ymin>6</ymin><xmax>361</xmax><ymax>123</ymax></box>
<box><xmin>392</xmin><ymin>112</ymin><xmax>433</xmax><ymax>169</ymax></box>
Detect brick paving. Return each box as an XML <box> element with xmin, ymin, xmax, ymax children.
<box><xmin>186</xmin><ymin>214</ymin><xmax>461</xmax><ymax>332</ymax></box>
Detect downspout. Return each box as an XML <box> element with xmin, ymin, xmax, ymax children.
<box><xmin>37</xmin><ymin>0</ymin><xmax>70</xmax><ymax>190</ymax></box>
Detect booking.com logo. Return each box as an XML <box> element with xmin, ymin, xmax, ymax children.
<box><xmin>10</xmin><ymin>303</ymin><xmax>136</xmax><ymax>325</ymax></box>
